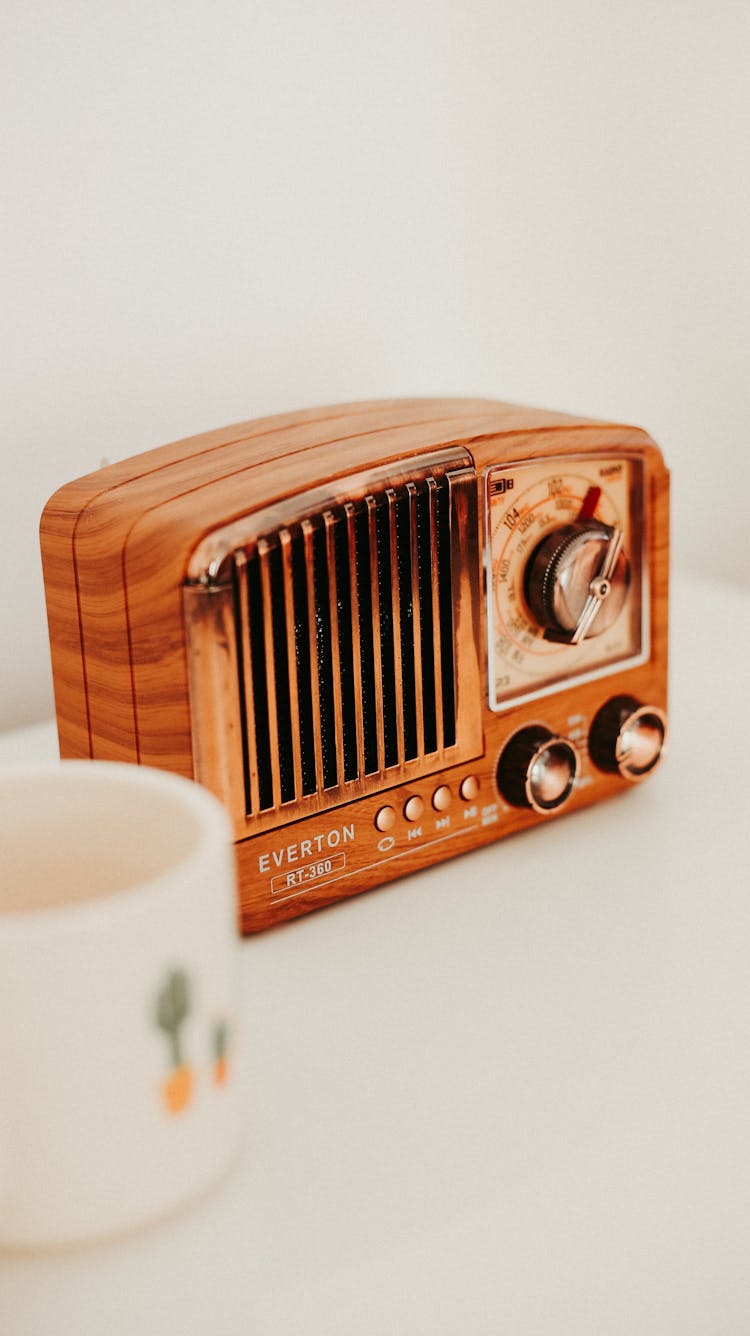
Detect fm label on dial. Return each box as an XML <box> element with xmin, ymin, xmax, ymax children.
<box><xmin>486</xmin><ymin>457</ymin><xmax>645</xmax><ymax>709</ymax></box>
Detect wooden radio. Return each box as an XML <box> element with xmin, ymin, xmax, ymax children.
<box><xmin>40</xmin><ymin>398</ymin><xmax>669</xmax><ymax>932</ymax></box>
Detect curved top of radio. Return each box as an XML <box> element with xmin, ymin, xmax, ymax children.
<box><xmin>41</xmin><ymin>395</ymin><xmax>659</xmax><ymax>536</ymax></box>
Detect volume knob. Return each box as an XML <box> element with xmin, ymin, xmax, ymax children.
<box><xmin>497</xmin><ymin>725</ymin><xmax>579</xmax><ymax>814</ymax></box>
<box><xmin>589</xmin><ymin>695</ymin><xmax>667</xmax><ymax>780</ymax></box>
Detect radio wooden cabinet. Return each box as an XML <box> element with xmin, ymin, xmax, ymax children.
<box><xmin>40</xmin><ymin>398</ymin><xmax>669</xmax><ymax>932</ymax></box>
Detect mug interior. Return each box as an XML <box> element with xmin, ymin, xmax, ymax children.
<box><xmin>0</xmin><ymin>764</ymin><xmax>203</xmax><ymax>913</ymax></box>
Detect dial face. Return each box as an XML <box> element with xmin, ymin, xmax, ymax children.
<box><xmin>486</xmin><ymin>456</ymin><xmax>646</xmax><ymax>709</ymax></box>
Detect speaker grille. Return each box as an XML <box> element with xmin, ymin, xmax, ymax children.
<box><xmin>183</xmin><ymin>455</ymin><xmax>482</xmax><ymax>837</ymax></box>
<box><xmin>234</xmin><ymin>474</ymin><xmax>458</xmax><ymax>815</ymax></box>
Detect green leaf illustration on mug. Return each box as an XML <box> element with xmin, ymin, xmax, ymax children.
<box><xmin>212</xmin><ymin>1018</ymin><xmax>230</xmax><ymax>1086</ymax></box>
<box><xmin>155</xmin><ymin>968</ymin><xmax>193</xmax><ymax>1114</ymax></box>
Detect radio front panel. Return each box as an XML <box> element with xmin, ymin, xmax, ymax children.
<box><xmin>40</xmin><ymin>398</ymin><xmax>669</xmax><ymax>932</ymax></box>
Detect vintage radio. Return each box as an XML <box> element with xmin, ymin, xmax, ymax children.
<box><xmin>40</xmin><ymin>398</ymin><xmax>669</xmax><ymax>932</ymax></box>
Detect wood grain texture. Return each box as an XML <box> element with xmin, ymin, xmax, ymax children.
<box><xmin>39</xmin><ymin>470</ymin><xmax>119</xmax><ymax>760</ymax></box>
<box><xmin>39</xmin><ymin>398</ymin><xmax>669</xmax><ymax>932</ymax></box>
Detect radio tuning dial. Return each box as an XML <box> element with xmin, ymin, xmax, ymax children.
<box><xmin>497</xmin><ymin>725</ymin><xmax>579</xmax><ymax>815</ymax></box>
<box><xmin>524</xmin><ymin>521</ymin><xmax>631</xmax><ymax>644</ymax></box>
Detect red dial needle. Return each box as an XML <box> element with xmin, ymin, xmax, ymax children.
<box><xmin>577</xmin><ymin>485</ymin><xmax>601</xmax><ymax>521</ymax></box>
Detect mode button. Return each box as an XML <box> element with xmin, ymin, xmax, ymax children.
<box><xmin>374</xmin><ymin>805</ymin><xmax>396</xmax><ymax>832</ymax></box>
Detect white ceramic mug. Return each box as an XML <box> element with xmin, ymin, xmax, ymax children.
<box><xmin>0</xmin><ymin>761</ymin><xmax>243</xmax><ymax>1248</ymax></box>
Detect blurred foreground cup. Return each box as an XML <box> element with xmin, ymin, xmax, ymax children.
<box><xmin>0</xmin><ymin>761</ymin><xmax>243</xmax><ymax>1248</ymax></box>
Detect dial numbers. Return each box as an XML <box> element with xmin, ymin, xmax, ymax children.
<box><xmin>486</xmin><ymin>457</ymin><xmax>645</xmax><ymax>709</ymax></box>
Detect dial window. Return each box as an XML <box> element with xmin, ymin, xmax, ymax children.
<box><xmin>485</xmin><ymin>456</ymin><xmax>646</xmax><ymax>709</ymax></box>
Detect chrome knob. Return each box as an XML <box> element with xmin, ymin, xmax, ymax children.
<box><xmin>497</xmin><ymin>725</ymin><xmax>579</xmax><ymax>814</ymax></box>
<box><xmin>524</xmin><ymin>521</ymin><xmax>631</xmax><ymax>643</ymax></box>
<box><xmin>589</xmin><ymin>695</ymin><xmax>667</xmax><ymax>780</ymax></box>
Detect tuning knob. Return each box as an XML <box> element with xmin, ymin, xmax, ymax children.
<box><xmin>589</xmin><ymin>695</ymin><xmax>667</xmax><ymax>781</ymax></box>
<box><xmin>524</xmin><ymin>521</ymin><xmax>631</xmax><ymax>643</ymax></box>
<box><xmin>497</xmin><ymin>725</ymin><xmax>579</xmax><ymax>814</ymax></box>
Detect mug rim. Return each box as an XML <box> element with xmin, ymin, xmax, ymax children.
<box><xmin>0</xmin><ymin>760</ymin><xmax>233</xmax><ymax>931</ymax></box>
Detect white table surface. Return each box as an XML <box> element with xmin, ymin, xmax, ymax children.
<box><xmin>1</xmin><ymin>571</ymin><xmax>749</xmax><ymax>1336</ymax></box>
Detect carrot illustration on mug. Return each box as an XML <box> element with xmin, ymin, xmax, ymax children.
<box><xmin>155</xmin><ymin>969</ymin><xmax>193</xmax><ymax>1113</ymax></box>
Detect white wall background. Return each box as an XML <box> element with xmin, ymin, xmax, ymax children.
<box><xmin>2</xmin><ymin>0</ymin><xmax>748</xmax><ymax>733</ymax></box>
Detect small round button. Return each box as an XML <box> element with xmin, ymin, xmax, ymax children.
<box><xmin>432</xmin><ymin>785</ymin><xmax>452</xmax><ymax>812</ymax></box>
<box><xmin>404</xmin><ymin>795</ymin><xmax>424</xmax><ymax>822</ymax></box>
<box><xmin>375</xmin><ymin>805</ymin><xmax>396</xmax><ymax>832</ymax></box>
<box><xmin>459</xmin><ymin>775</ymin><xmax>480</xmax><ymax>802</ymax></box>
